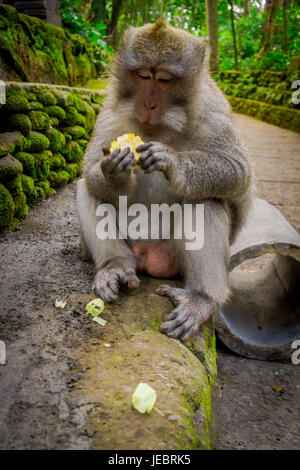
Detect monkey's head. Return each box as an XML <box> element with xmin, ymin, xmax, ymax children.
<box><xmin>111</xmin><ymin>18</ymin><xmax>207</xmax><ymax>133</ymax></box>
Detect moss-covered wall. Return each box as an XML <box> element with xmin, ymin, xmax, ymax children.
<box><xmin>0</xmin><ymin>4</ymin><xmax>101</xmax><ymax>85</ymax></box>
<box><xmin>0</xmin><ymin>83</ymin><xmax>103</xmax><ymax>232</ymax></box>
<box><xmin>215</xmin><ymin>70</ymin><xmax>300</xmax><ymax>133</ymax></box>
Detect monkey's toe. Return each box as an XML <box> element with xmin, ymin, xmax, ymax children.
<box><xmin>159</xmin><ymin>293</ymin><xmax>214</xmax><ymax>341</ymax></box>
<box><xmin>93</xmin><ymin>270</ymin><xmax>120</xmax><ymax>302</ymax></box>
<box><xmin>119</xmin><ymin>270</ymin><xmax>140</xmax><ymax>289</ymax></box>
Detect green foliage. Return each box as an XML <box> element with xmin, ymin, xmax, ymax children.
<box><xmin>60</xmin><ymin>1</ymin><xmax>299</xmax><ymax>73</ymax></box>
<box><xmin>60</xmin><ymin>0</ymin><xmax>113</xmax><ymax>73</ymax></box>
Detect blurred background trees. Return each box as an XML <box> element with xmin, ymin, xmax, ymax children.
<box><xmin>58</xmin><ymin>0</ymin><xmax>300</xmax><ymax>72</ymax></box>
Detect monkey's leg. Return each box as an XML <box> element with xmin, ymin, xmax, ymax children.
<box><xmin>157</xmin><ymin>199</ymin><xmax>231</xmax><ymax>341</ymax></box>
<box><xmin>77</xmin><ymin>179</ymin><xmax>140</xmax><ymax>301</ymax></box>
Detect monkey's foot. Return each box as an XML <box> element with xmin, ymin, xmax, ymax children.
<box><xmin>93</xmin><ymin>259</ymin><xmax>140</xmax><ymax>302</ymax></box>
<box><xmin>156</xmin><ymin>285</ymin><xmax>214</xmax><ymax>341</ymax></box>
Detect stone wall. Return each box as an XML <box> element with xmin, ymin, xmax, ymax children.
<box><xmin>0</xmin><ymin>83</ymin><xmax>103</xmax><ymax>231</ymax></box>
<box><xmin>215</xmin><ymin>70</ymin><xmax>300</xmax><ymax>133</ymax></box>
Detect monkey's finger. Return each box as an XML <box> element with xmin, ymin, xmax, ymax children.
<box><xmin>143</xmin><ymin>161</ymin><xmax>166</xmax><ymax>174</ymax></box>
<box><xmin>109</xmin><ymin>148</ymin><xmax>121</xmax><ymax>158</ymax></box>
<box><xmin>136</xmin><ymin>142</ymin><xmax>155</xmax><ymax>152</ymax></box>
<box><xmin>156</xmin><ymin>285</ymin><xmax>183</xmax><ymax>306</ymax></box>
<box><xmin>161</xmin><ymin>312</ymin><xmax>187</xmax><ymax>332</ymax></box>
<box><xmin>115</xmin><ymin>152</ymin><xmax>135</xmax><ymax>172</ymax></box>
<box><xmin>138</xmin><ymin>149</ymin><xmax>153</xmax><ymax>165</ymax></box>
<box><xmin>107</xmin><ymin>148</ymin><xmax>131</xmax><ymax>173</ymax></box>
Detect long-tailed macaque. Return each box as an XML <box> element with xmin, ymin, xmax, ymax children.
<box><xmin>77</xmin><ymin>18</ymin><xmax>253</xmax><ymax>341</ymax></box>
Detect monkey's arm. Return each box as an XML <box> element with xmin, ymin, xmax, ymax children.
<box><xmin>138</xmin><ymin>130</ymin><xmax>251</xmax><ymax>203</ymax></box>
<box><xmin>171</xmin><ymin>140</ymin><xmax>251</xmax><ymax>202</ymax></box>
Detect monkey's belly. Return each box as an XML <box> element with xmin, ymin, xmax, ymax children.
<box><xmin>132</xmin><ymin>241</ymin><xmax>179</xmax><ymax>279</ymax></box>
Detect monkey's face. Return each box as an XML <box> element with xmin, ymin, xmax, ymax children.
<box><xmin>131</xmin><ymin>66</ymin><xmax>184</xmax><ymax>130</ymax></box>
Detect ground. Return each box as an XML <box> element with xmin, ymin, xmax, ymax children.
<box><xmin>0</xmin><ymin>113</ymin><xmax>299</xmax><ymax>449</ymax></box>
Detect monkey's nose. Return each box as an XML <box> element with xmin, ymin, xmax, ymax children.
<box><xmin>145</xmin><ymin>102</ymin><xmax>157</xmax><ymax>110</ymax></box>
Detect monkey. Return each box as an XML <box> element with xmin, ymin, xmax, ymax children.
<box><xmin>76</xmin><ymin>18</ymin><xmax>253</xmax><ymax>341</ymax></box>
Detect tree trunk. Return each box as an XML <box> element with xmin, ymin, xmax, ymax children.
<box><xmin>257</xmin><ymin>0</ymin><xmax>279</xmax><ymax>58</ymax></box>
<box><xmin>244</xmin><ymin>0</ymin><xmax>250</xmax><ymax>16</ymax></box>
<box><xmin>89</xmin><ymin>0</ymin><xmax>108</xmax><ymax>25</ymax></box>
<box><xmin>282</xmin><ymin>0</ymin><xmax>288</xmax><ymax>54</ymax></box>
<box><xmin>228</xmin><ymin>0</ymin><xmax>238</xmax><ymax>69</ymax></box>
<box><xmin>205</xmin><ymin>0</ymin><xmax>219</xmax><ymax>73</ymax></box>
<box><xmin>107</xmin><ymin>0</ymin><xmax>123</xmax><ymax>44</ymax></box>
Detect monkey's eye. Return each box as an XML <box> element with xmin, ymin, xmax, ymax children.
<box><xmin>155</xmin><ymin>71</ymin><xmax>174</xmax><ymax>82</ymax></box>
<box><xmin>158</xmin><ymin>77</ymin><xmax>173</xmax><ymax>82</ymax></box>
<box><xmin>138</xmin><ymin>70</ymin><xmax>152</xmax><ymax>80</ymax></box>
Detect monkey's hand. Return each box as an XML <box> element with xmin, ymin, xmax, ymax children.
<box><xmin>136</xmin><ymin>142</ymin><xmax>176</xmax><ymax>177</ymax></box>
<box><xmin>156</xmin><ymin>285</ymin><xmax>214</xmax><ymax>341</ymax></box>
<box><xmin>101</xmin><ymin>147</ymin><xmax>136</xmax><ymax>183</ymax></box>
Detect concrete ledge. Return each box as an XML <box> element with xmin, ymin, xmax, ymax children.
<box><xmin>70</xmin><ymin>276</ymin><xmax>217</xmax><ymax>450</ymax></box>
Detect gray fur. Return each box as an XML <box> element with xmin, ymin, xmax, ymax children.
<box><xmin>77</xmin><ymin>21</ymin><xmax>253</xmax><ymax>340</ymax></box>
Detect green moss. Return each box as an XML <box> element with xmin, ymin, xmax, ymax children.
<box><xmin>0</xmin><ymin>139</ymin><xmax>9</xmax><ymax>157</ymax></box>
<box><xmin>0</xmin><ymin>131</ymin><xmax>26</xmax><ymax>153</ymax></box>
<box><xmin>48</xmin><ymin>170</ymin><xmax>57</xmax><ymax>187</ymax></box>
<box><xmin>5</xmin><ymin>174</ymin><xmax>22</xmax><ymax>197</ymax></box>
<box><xmin>91</xmin><ymin>92</ymin><xmax>104</xmax><ymax>104</ymax></box>
<box><xmin>28</xmin><ymin>110</ymin><xmax>50</xmax><ymax>131</ymax></box>
<box><xmin>0</xmin><ymin>182</ymin><xmax>14</xmax><ymax>229</ymax></box>
<box><xmin>73</xmin><ymin>95</ymin><xmax>88</xmax><ymax>113</ymax></box>
<box><xmin>33</xmin><ymin>185</ymin><xmax>45</xmax><ymax>201</ymax></box>
<box><xmin>92</xmin><ymin>103</ymin><xmax>101</xmax><ymax>114</ymax></box>
<box><xmin>29</xmin><ymin>101</ymin><xmax>44</xmax><ymax>111</ymax></box>
<box><xmin>61</xmin><ymin>125</ymin><xmax>85</xmax><ymax>139</ymax></box>
<box><xmin>35</xmin><ymin>89</ymin><xmax>57</xmax><ymax>106</ymax></box>
<box><xmin>55</xmin><ymin>91</ymin><xmax>73</xmax><ymax>107</ymax></box>
<box><xmin>0</xmin><ymin>4</ymin><xmax>19</xmax><ymax>25</ymax></box>
<box><xmin>61</xmin><ymin>140</ymin><xmax>83</xmax><ymax>163</ymax></box>
<box><xmin>76</xmin><ymin>113</ymin><xmax>86</xmax><ymax>127</ymax></box>
<box><xmin>8</xmin><ymin>113</ymin><xmax>32</xmax><ymax>135</ymax></box>
<box><xmin>24</xmin><ymin>91</ymin><xmax>37</xmax><ymax>102</ymax></box>
<box><xmin>37</xmin><ymin>180</ymin><xmax>50</xmax><ymax>195</ymax></box>
<box><xmin>14</xmin><ymin>196</ymin><xmax>28</xmax><ymax>220</ymax></box>
<box><xmin>84</xmin><ymin>105</ymin><xmax>96</xmax><ymax>133</ymax></box>
<box><xmin>33</xmin><ymin>150</ymin><xmax>51</xmax><ymax>181</ymax></box>
<box><xmin>45</xmin><ymin>128</ymin><xmax>66</xmax><ymax>151</ymax></box>
<box><xmin>48</xmin><ymin>187</ymin><xmax>56</xmax><ymax>196</ymax></box>
<box><xmin>43</xmin><ymin>105</ymin><xmax>66</xmax><ymax>121</ymax></box>
<box><xmin>14</xmin><ymin>152</ymin><xmax>36</xmax><ymax>180</ymax></box>
<box><xmin>49</xmin><ymin>117</ymin><xmax>59</xmax><ymax>127</ymax></box>
<box><xmin>5</xmin><ymin>94</ymin><xmax>30</xmax><ymax>113</ymax></box>
<box><xmin>50</xmin><ymin>152</ymin><xmax>66</xmax><ymax>170</ymax></box>
<box><xmin>20</xmin><ymin>174</ymin><xmax>34</xmax><ymax>197</ymax></box>
<box><xmin>25</xmin><ymin>131</ymin><xmax>50</xmax><ymax>152</ymax></box>
<box><xmin>13</xmin><ymin>190</ymin><xmax>26</xmax><ymax>212</ymax></box>
<box><xmin>228</xmin><ymin>96</ymin><xmax>300</xmax><ymax>133</ymax></box>
<box><xmin>62</xmin><ymin>106</ymin><xmax>81</xmax><ymax>126</ymax></box>
<box><xmin>78</xmin><ymin>139</ymin><xmax>88</xmax><ymax>149</ymax></box>
<box><xmin>65</xmin><ymin>163</ymin><xmax>79</xmax><ymax>179</ymax></box>
<box><xmin>56</xmin><ymin>169</ymin><xmax>71</xmax><ymax>186</ymax></box>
